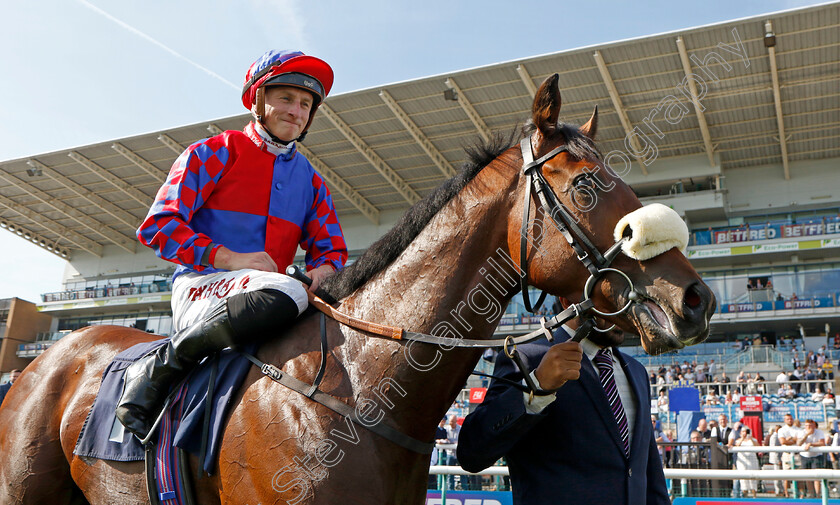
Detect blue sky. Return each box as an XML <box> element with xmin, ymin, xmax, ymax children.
<box><xmin>0</xmin><ymin>0</ymin><xmax>828</xmax><ymax>303</ymax></box>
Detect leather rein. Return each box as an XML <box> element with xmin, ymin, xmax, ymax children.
<box><xmin>239</xmin><ymin>135</ymin><xmax>644</xmax><ymax>454</ymax></box>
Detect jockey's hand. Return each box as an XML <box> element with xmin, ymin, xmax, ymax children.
<box><xmin>214</xmin><ymin>247</ymin><xmax>278</xmax><ymax>272</ymax></box>
<box><xmin>533</xmin><ymin>341</ymin><xmax>583</xmax><ymax>391</ymax></box>
<box><xmin>307</xmin><ymin>264</ymin><xmax>335</xmax><ymax>293</ymax></box>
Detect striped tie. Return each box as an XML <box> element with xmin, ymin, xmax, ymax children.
<box><xmin>594</xmin><ymin>348</ymin><xmax>630</xmax><ymax>456</ymax></box>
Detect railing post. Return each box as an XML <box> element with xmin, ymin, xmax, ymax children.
<box><xmin>440</xmin><ymin>456</ymin><xmax>447</xmax><ymax>503</ymax></box>
<box><xmin>822</xmin><ymin>478</ymin><xmax>829</xmax><ymax>505</ymax></box>
<box><xmin>437</xmin><ymin>448</ymin><xmax>446</xmax><ymax>498</ymax></box>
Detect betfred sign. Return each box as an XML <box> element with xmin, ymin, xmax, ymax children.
<box><xmin>469</xmin><ymin>388</ymin><xmax>487</xmax><ymax>404</ymax></box>
<box><xmin>740</xmin><ymin>395</ymin><xmax>763</xmax><ymax>412</ymax></box>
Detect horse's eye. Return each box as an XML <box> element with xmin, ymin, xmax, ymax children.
<box><xmin>573</xmin><ymin>174</ymin><xmax>595</xmax><ymax>189</ymax></box>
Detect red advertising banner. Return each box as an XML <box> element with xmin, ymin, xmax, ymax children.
<box><xmin>739</xmin><ymin>395</ymin><xmax>763</xmax><ymax>412</ymax></box>
<box><xmin>469</xmin><ymin>387</ymin><xmax>487</xmax><ymax>404</ymax></box>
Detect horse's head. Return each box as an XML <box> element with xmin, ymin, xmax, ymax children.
<box><xmin>511</xmin><ymin>74</ymin><xmax>715</xmax><ymax>355</ymax></box>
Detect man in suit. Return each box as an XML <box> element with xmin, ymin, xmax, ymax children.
<box><xmin>458</xmin><ymin>314</ymin><xmax>669</xmax><ymax>505</ymax></box>
<box><xmin>710</xmin><ymin>414</ymin><xmax>733</xmax><ymax>445</ymax></box>
<box><xmin>0</xmin><ymin>370</ymin><xmax>21</xmax><ymax>407</ymax></box>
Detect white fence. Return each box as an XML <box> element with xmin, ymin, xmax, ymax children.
<box><xmin>430</xmin><ymin>445</ymin><xmax>840</xmax><ymax>505</ymax></box>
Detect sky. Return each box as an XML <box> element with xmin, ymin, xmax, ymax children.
<box><xmin>0</xmin><ymin>0</ymin><xmax>830</xmax><ymax>303</ymax></box>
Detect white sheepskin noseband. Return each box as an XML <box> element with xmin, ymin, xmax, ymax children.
<box><xmin>613</xmin><ymin>203</ymin><xmax>689</xmax><ymax>261</ymax></box>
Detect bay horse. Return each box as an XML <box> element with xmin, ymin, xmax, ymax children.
<box><xmin>0</xmin><ymin>75</ymin><xmax>714</xmax><ymax>504</ymax></box>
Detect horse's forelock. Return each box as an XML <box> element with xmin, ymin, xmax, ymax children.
<box><xmin>522</xmin><ymin>120</ymin><xmax>602</xmax><ymax>162</ymax></box>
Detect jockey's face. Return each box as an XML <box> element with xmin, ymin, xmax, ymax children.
<box><xmin>263</xmin><ymin>86</ymin><xmax>314</xmax><ymax>142</ymax></box>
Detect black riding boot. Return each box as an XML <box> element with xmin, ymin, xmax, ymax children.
<box><xmin>115</xmin><ymin>288</ymin><xmax>301</xmax><ymax>440</ymax></box>
<box><xmin>115</xmin><ymin>303</ymin><xmax>235</xmax><ymax>440</ymax></box>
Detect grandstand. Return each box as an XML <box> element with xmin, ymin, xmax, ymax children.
<box><xmin>0</xmin><ymin>1</ymin><xmax>838</xmax><ymax>409</ymax></box>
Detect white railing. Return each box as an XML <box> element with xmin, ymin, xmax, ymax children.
<box><xmin>729</xmin><ymin>445</ymin><xmax>840</xmax><ymax>453</ymax></box>
<box><xmin>430</xmin><ymin>444</ymin><xmax>840</xmax><ymax>504</ymax></box>
<box><xmin>427</xmin><ymin>466</ymin><xmax>840</xmax><ymax>505</ymax></box>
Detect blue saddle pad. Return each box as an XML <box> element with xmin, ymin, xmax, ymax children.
<box><xmin>74</xmin><ymin>338</ymin><xmax>255</xmax><ymax>473</ymax></box>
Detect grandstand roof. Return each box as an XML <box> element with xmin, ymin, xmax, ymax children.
<box><xmin>0</xmin><ymin>3</ymin><xmax>837</xmax><ymax>258</ymax></box>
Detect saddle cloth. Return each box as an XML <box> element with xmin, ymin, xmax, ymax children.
<box><xmin>73</xmin><ymin>337</ymin><xmax>255</xmax><ymax>474</ymax></box>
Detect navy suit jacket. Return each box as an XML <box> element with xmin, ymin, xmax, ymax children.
<box><xmin>0</xmin><ymin>382</ymin><xmax>11</xmax><ymax>407</ymax></box>
<box><xmin>458</xmin><ymin>331</ymin><xmax>669</xmax><ymax>505</ymax></box>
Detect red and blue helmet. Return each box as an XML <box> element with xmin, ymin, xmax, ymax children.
<box><xmin>242</xmin><ymin>50</ymin><xmax>334</xmax><ymax>109</ymax></box>
<box><xmin>242</xmin><ymin>50</ymin><xmax>334</xmax><ymax>139</ymax></box>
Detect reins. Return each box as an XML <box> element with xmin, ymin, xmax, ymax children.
<box><xmin>236</xmin><ymin>134</ymin><xmax>646</xmax><ymax>454</ymax></box>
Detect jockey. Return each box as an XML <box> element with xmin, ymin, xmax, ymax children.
<box><xmin>116</xmin><ymin>50</ymin><xmax>348</xmax><ymax>440</ymax></box>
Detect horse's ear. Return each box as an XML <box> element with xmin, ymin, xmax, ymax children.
<box><xmin>532</xmin><ymin>74</ymin><xmax>561</xmax><ymax>136</ymax></box>
<box><xmin>580</xmin><ymin>105</ymin><xmax>598</xmax><ymax>140</ymax></box>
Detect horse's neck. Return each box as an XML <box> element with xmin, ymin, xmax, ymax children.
<box><xmin>339</xmin><ymin>166</ymin><xmax>519</xmax><ymax>437</ymax></box>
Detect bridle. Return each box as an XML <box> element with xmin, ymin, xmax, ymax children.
<box><xmin>517</xmin><ymin>135</ymin><xmax>639</xmax><ymax>323</ymax></box>
<box><xmin>233</xmin><ymin>134</ymin><xmax>650</xmax><ymax>455</ymax></box>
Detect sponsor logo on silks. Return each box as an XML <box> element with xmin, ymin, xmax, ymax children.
<box><xmin>187</xmin><ymin>275</ymin><xmax>250</xmax><ymax>302</ymax></box>
<box><xmin>303</xmin><ymin>79</ymin><xmax>315</xmax><ymax>89</ymax></box>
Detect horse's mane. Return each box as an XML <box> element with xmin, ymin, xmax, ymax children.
<box><xmin>321</xmin><ymin>121</ymin><xmax>600</xmax><ymax>300</ymax></box>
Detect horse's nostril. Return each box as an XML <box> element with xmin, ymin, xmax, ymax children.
<box><xmin>622</xmin><ymin>226</ymin><xmax>633</xmax><ymax>239</ymax></box>
<box><xmin>684</xmin><ymin>284</ymin><xmax>703</xmax><ymax>310</ymax></box>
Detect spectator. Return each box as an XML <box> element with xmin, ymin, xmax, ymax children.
<box><xmin>734</xmin><ymin>427</ymin><xmax>760</xmax><ymax>498</ymax></box>
<box><xmin>805</xmin><ymin>368</ymin><xmax>817</xmax><ymax>393</ymax></box>
<box><xmin>720</xmin><ymin>371</ymin><xmax>731</xmax><ymax>394</ymax></box>
<box><xmin>791</xmin><ymin>369</ymin><xmax>803</xmax><ymax>395</ymax></box>
<box><xmin>745</xmin><ymin>373</ymin><xmax>756</xmax><ymax>394</ymax></box>
<box><xmin>797</xmin><ymin>420</ymin><xmax>826</xmax><ymax>499</ymax></box>
<box><xmin>697</xmin><ymin>419</ymin><xmax>711</xmax><ymax>440</ymax></box>
<box><xmin>728</xmin><ymin>421</ymin><xmax>744</xmax><ymax>498</ymax></box>
<box><xmin>664</xmin><ymin>430</ymin><xmax>677</xmax><ymax>468</ymax></box>
<box><xmin>828</xmin><ymin>429</ymin><xmax>840</xmax><ymax>470</ymax></box>
<box><xmin>652</xmin><ymin>415</ymin><xmax>667</xmax><ymax>465</ymax></box>
<box><xmin>711</xmin><ymin>414</ymin><xmax>733</xmax><ymax>445</ymax></box>
<box><xmin>780</xmin><ymin>382</ymin><xmax>796</xmax><ymax>399</ymax></box>
<box><xmin>708</xmin><ymin>359</ymin><xmax>717</xmax><ymax>381</ymax></box>
<box><xmin>768</xmin><ymin>425</ymin><xmax>783</xmax><ymax>496</ymax></box>
<box><xmin>818</xmin><ymin>368</ymin><xmax>830</xmax><ymax>392</ymax></box>
<box><xmin>754</xmin><ymin>373</ymin><xmax>766</xmax><ymax>394</ymax></box>
<box><xmin>682</xmin><ymin>430</ymin><xmax>711</xmax><ymax>494</ymax></box>
<box><xmin>444</xmin><ymin>415</ymin><xmax>462</xmax><ymax>490</ymax></box>
<box><xmin>430</xmin><ymin>418</ymin><xmax>448</xmax><ymax>489</ymax></box>
<box><xmin>776</xmin><ymin>370</ymin><xmax>789</xmax><ymax>385</ymax></box>
<box><xmin>657</xmin><ymin>389</ymin><xmax>669</xmax><ymax>414</ymax></box>
<box><xmin>0</xmin><ymin>369</ymin><xmax>22</xmax><ymax>406</ymax></box>
<box><xmin>778</xmin><ymin>413</ymin><xmax>803</xmax><ymax>498</ymax></box>
<box><xmin>435</xmin><ymin>418</ymin><xmax>448</xmax><ymax>443</ymax></box>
